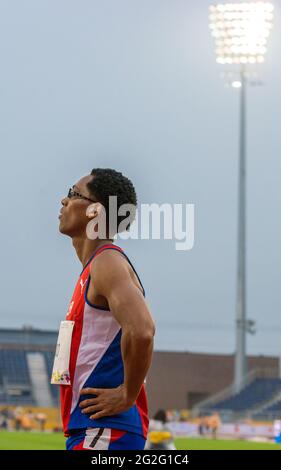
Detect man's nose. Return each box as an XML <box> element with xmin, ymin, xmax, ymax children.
<box><xmin>61</xmin><ymin>196</ymin><xmax>68</xmax><ymax>206</ymax></box>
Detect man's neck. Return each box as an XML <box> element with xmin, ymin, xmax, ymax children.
<box><xmin>72</xmin><ymin>237</ymin><xmax>113</xmax><ymax>268</ymax></box>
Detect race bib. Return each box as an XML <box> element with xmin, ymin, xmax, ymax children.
<box><xmin>51</xmin><ymin>320</ymin><xmax>74</xmax><ymax>385</ymax></box>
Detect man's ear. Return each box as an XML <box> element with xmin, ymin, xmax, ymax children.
<box><xmin>86</xmin><ymin>202</ymin><xmax>103</xmax><ymax>219</ymax></box>
<box><xmin>86</xmin><ymin>202</ymin><xmax>107</xmax><ymax>240</ymax></box>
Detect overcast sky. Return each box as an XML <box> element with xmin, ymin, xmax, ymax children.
<box><xmin>0</xmin><ymin>0</ymin><xmax>280</xmax><ymax>356</ymax></box>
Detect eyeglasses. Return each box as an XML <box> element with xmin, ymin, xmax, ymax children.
<box><xmin>67</xmin><ymin>186</ymin><xmax>96</xmax><ymax>203</ymax></box>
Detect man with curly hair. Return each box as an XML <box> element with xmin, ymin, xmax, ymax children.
<box><xmin>52</xmin><ymin>168</ymin><xmax>155</xmax><ymax>450</ymax></box>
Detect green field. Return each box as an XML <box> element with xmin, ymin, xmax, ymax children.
<box><xmin>176</xmin><ymin>437</ymin><xmax>280</xmax><ymax>450</ymax></box>
<box><xmin>0</xmin><ymin>432</ymin><xmax>280</xmax><ymax>450</ymax></box>
<box><xmin>0</xmin><ymin>431</ymin><xmax>65</xmax><ymax>450</ymax></box>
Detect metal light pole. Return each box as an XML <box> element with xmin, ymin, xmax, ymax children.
<box><xmin>209</xmin><ymin>1</ymin><xmax>274</xmax><ymax>392</ymax></box>
<box><xmin>235</xmin><ymin>66</ymin><xmax>247</xmax><ymax>391</ymax></box>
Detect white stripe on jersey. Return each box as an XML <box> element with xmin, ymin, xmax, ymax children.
<box><xmin>70</xmin><ymin>302</ymin><xmax>121</xmax><ymax>413</ymax></box>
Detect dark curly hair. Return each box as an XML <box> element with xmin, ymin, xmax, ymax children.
<box><xmin>87</xmin><ymin>168</ymin><xmax>137</xmax><ymax>233</ymax></box>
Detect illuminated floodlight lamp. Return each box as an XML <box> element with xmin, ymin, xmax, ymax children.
<box><xmin>209</xmin><ymin>2</ymin><xmax>274</xmax><ymax>65</ymax></box>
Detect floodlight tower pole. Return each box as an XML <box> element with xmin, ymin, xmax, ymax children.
<box><xmin>209</xmin><ymin>0</ymin><xmax>274</xmax><ymax>393</ymax></box>
<box><xmin>235</xmin><ymin>66</ymin><xmax>247</xmax><ymax>393</ymax></box>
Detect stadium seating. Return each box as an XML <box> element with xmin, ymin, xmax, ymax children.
<box><xmin>0</xmin><ymin>349</ymin><xmax>58</xmax><ymax>407</ymax></box>
<box><xmin>253</xmin><ymin>397</ymin><xmax>281</xmax><ymax>420</ymax></box>
<box><xmin>43</xmin><ymin>351</ymin><xmax>59</xmax><ymax>403</ymax></box>
<box><xmin>264</xmin><ymin>399</ymin><xmax>281</xmax><ymax>413</ymax></box>
<box><xmin>205</xmin><ymin>378</ymin><xmax>281</xmax><ymax>413</ymax></box>
<box><xmin>0</xmin><ymin>349</ymin><xmax>30</xmax><ymax>385</ymax></box>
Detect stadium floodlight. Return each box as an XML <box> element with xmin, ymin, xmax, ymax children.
<box><xmin>209</xmin><ymin>2</ymin><xmax>274</xmax><ymax>65</ymax></box>
<box><xmin>209</xmin><ymin>2</ymin><xmax>274</xmax><ymax>393</ymax></box>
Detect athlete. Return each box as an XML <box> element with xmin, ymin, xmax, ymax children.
<box><xmin>51</xmin><ymin>168</ymin><xmax>155</xmax><ymax>450</ymax></box>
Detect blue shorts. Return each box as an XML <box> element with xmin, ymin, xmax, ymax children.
<box><xmin>66</xmin><ymin>427</ymin><xmax>146</xmax><ymax>450</ymax></box>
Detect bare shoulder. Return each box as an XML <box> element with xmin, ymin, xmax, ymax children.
<box><xmin>90</xmin><ymin>248</ymin><xmax>130</xmax><ymax>280</ymax></box>
<box><xmin>89</xmin><ymin>248</ymin><xmax>144</xmax><ymax>298</ymax></box>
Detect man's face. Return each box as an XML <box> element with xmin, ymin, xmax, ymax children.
<box><xmin>59</xmin><ymin>175</ymin><xmax>96</xmax><ymax>237</ymax></box>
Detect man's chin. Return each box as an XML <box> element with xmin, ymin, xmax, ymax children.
<box><xmin>59</xmin><ymin>221</ymin><xmax>71</xmax><ymax>236</ymax></box>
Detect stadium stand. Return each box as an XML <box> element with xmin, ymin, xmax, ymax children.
<box><xmin>209</xmin><ymin>378</ymin><xmax>281</xmax><ymax>412</ymax></box>
<box><xmin>0</xmin><ymin>328</ymin><xmax>58</xmax><ymax>407</ymax></box>
<box><xmin>253</xmin><ymin>392</ymin><xmax>281</xmax><ymax>420</ymax></box>
<box><xmin>193</xmin><ymin>370</ymin><xmax>281</xmax><ymax>422</ymax></box>
<box><xmin>0</xmin><ymin>349</ymin><xmax>58</xmax><ymax>407</ymax></box>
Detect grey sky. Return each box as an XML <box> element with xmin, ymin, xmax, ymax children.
<box><xmin>0</xmin><ymin>0</ymin><xmax>280</xmax><ymax>355</ymax></box>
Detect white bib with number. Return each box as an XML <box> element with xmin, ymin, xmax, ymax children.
<box><xmin>51</xmin><ymin>320</ymin><xmax>75</xmax><ymax>385</ymax></box>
